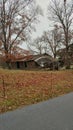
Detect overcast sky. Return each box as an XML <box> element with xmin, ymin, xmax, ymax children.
<box><xmin>21</xmin><ymin>0</ymin><xmax>50</xmax><ymax>49</ymax></box>
<box><xmin>32</xmin><ymin>0</ymin><xmax>50</xmax><ymax>39</ymax></box>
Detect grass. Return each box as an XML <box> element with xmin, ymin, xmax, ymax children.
<box><xmin>0</xmin><ymin>69</ymin><xmax>73</xmax><ymax>113</ymax></box>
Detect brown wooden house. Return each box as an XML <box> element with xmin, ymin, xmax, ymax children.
<box><xmin>11</xmin><ymin>55</ymin><xmax>36</xmax><ymax>69</ymax></box>
<box><xmin>11</xmin><ymin>53</ymin><xmax>54</xmax><ymax>69</ymax></box>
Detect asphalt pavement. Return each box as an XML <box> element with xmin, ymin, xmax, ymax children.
<box><xmin>0</xmin><ymin>92</ymin><xmax>73</xmax><ymax>130</ymax></box>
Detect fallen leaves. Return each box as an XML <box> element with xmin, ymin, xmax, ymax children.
<box><xmin>0</xmin><ymin>69</ymin><xmax>73</xmax><ymax>113</ymax></box>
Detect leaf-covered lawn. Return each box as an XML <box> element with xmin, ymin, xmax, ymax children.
<box><xmin>0</xmin><ymin>69</ymin><xmax>73</xmax><ymax>113</ymax></box>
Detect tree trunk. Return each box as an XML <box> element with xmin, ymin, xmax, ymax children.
<box><xmin>65</xmin><ymin>48</ymin><xmax>70</xmax><ymax>69</ymax></box>
<box><xmin>5</xmin><ymin>52</ymin><xmax>12</xmax><ymax>69</ymax></box>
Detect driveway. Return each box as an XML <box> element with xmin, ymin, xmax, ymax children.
<box><xmin>0</xmin><ymin>92</ymin><xmax>73</xmax><ymax>130</ymax></box>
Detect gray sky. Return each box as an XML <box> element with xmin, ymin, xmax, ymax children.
<box><xmin>21</xmin><ymin>0</ymin><xmax>50</xmax><ymax>49</ymax></box>
<box><xmin>32</xmin><ymin>0</ymin><xmax>50</xmax><ymax>39</ymax></box>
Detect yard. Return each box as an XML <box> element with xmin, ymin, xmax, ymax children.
<box><xmin>0</xmin><ymin>69</ymin><xmax>73</xmax><ymax>113</ymax></box>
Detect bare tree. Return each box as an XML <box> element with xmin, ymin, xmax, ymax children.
<box><xmin>42</xmin><ymin>25</ymin><xmax>62</xmax><ymax>59</ymax></box>
<box><xmin>0</xmin><ymin>0</ymin><xmax>40</xmax><ymax>68</ymax></box>
<box><xmin>48</xmin><ymin>0</ymin><xmax>73</xmax><ymax>68</ymax></box>
<box><xmin>28</xmin><ymin>37</ymin><xmax>48</xmax><ymax>55</ymax></box>
<box><xmin>28</xmin><ymin>24</ymin><xmax>62</xmax><ymax>57</ymax></box>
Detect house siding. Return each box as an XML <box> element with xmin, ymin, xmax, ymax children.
<box><xmin>11</xmin><ymin>60</ymin><xmax>38</xmax><ymax>69</ymax></box>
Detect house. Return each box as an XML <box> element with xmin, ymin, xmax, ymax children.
<box><xmin>11</xmin><ymin>55</ymin><xmax>36</xmax><ymax>69</ymax></box>
<box><xmin>0</xmin><ymin>44</ymin><xmax>59</xmax><ymax>70</ymax></box>
<box><xmin>11</xmin><ymin>53</ymin><xmax>55</xmax><ymax>70</ymax></box>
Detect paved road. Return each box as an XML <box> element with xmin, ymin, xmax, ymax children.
<box><xmin>0</xmin><ymin>93</ymin><xmax>73</xmax><ymax>130</ymax></box>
